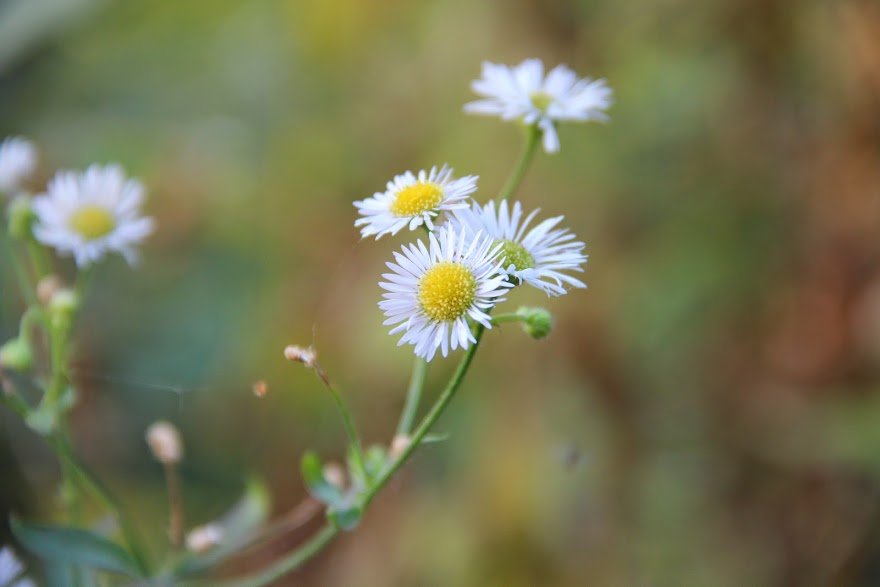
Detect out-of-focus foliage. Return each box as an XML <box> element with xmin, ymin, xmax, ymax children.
<box><xmin>1</xmin><ymin>0</ymin><xmax>879</xmax><ymax>585</ymax></box>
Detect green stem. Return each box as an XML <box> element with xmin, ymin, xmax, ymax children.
<box><xmin>48</xmin><ymin>434</ymin><xmax>151</xmax><ymax>575</ymax></box>
<box><xmin>490</xmin><ymin>312</ymin><xmax>525</xmax><ymax>326</ymax></box>
<box><xmin>396</xmin><ymin>357</ymin><xmax>427</xmax><ymax>436</ymax></box>
<box><xmin>209</xmin><ymin>327</ymin><xmax>487</xmax><ymax>587</ymax></box>
<box><xmin>496</xmin><ymin>124</ymin><xmax>541</xmax><ymax>202</ymax></box>
<box><xmin>3</xmin><ymin>236</ymin><xmax>39</xmax><ymax>308</ymax></box>
<box><xmin>27</xmin><ymin>237</ymin><xmax>51</xmax><ymax>280</ymax></box>
<box><xmin>314</xmin><ymin>367</ymin><xmax>367</xmax><ymax>483</ymax></box>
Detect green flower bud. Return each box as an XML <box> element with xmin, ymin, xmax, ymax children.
<box><xmin>49</xmin><ymin>288</ymin><xmax>80</xmax><ymax>331</ymax></box>
<box><xmin>0</xmin><ymin>337</ymin><xmax>34</xmax><ymax>372</ymax></box>
<box><xmin>7</xmin><ymin>196</ymin><xmax>35</xmax><ymax>239</ymax></box>
<box><xmin>516</xmin><ymin>306</ymin><xmax>553</xmax><ymax>340</ymax></box>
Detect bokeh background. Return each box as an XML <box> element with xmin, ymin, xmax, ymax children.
<box><xmin>2</xmin><ymin>0</ymin><xmax>880</xmax><ymax>585</ymax></box>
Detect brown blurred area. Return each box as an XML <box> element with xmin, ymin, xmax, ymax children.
<box><xmin>2</xmin><ymin>0</ymin><xmax>880</xmax><ymax>585</ymax></box>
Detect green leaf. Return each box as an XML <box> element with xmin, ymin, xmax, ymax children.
<box><xmin>174</xmin><ymin>477</ymin><xmax>271</xmax><ymax>576</ymax></box>
<box><xmin>10</xmin><ymin>516</ymin><xmax>143</xmax><ymax>578</ymax></box>
<box><xmin>327</xmin><ymin>504</ymin><xmax>362</xmax><ymax>531</ymax></box>
<box><xmin>421</xmin><ymin>433</ymin><xmax>449</xmax><ymax>445</ymax></box>
<box><xmin>301</xmin><ymin>451</ymin><xmax>344</xmax><ymax>505</ymax></box>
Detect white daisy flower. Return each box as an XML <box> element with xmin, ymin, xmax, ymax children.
<box><xmin>32</xmin><ymin>164</ymin><xmax>154</xmax><ymax>267</ymax></box>
<box><xmin>450</xmin><ymin>199</ymin><xmax>587</xmax><ymax>296</ymax></box>
<box><xmin>0</xmin><ymin>136</ymin><xmax>37</xmax><ymax>195</ymax></box>
<box><xmin>380</xmin><ymin>226</ymin><xmax>512</xmax><ymax>361</ymax></box>
<box><xmin>354</xmin><ymin>165</ymin><xmax>477</xmax><ymax>239</ymax></box>
<box><xmin>464</xmin><ymin>59</ymin><xmax>612</xmax><ymax>153</ymax></box>
<box><xmin>0</xmin><ymin>546</ymin><xmax>35</xmax><ymax>587</ymax></box>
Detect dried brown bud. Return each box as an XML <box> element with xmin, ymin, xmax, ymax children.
<box><xmin>283</xmin><ymin>344</ymin><xmax>317</xmax><ymax>368</ymax></box>
<box><xmin>252</xmin><ymin>379</ymin><xmax>269</xmax><ymax>397</ymax></box>
<box><xmin>146</xmin><ymin>421</ymin><xmax>183</xmax><ymax>465</ymax></box>
<box><xmin>185</xmin><ymin>523</ymin><xmax>223</xmax><ymax>553</ymax></box>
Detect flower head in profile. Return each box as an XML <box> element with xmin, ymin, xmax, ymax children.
<box><xmin>380</xmin><ymin>226</ymin><xmax>511</xmax><ymax>360</ymax></box>
<box><xmin>32</xmin><ymin>164</ymin><xmax>154</xmax><ymax>267</ymax></box>
<box><xmin>0</xmin><ymin>546</ymin><xmax>35</xmax><ymax>587</ymax></box>
<box><xmin>464</xmin><ymin>59</ymin><xmax>612</xmax><ymax>153</ymax></box>
<box><xmin>450</xmin><ymin>200</ymin><xmax>587</xmax><ymax>296</ymax></box>
<box><xmin>354</xmin><ymin>165</ymin><xmax>477</xmax><ymax>239</ymax></box>
<box><xmin>0</xmin><ymin>137</ymin><xmax>37</xmax><ymax>195</ymax></box>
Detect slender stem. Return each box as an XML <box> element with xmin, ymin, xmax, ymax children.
<box><xmin>3</xmin><ymin>236</ymin><xmax>39</xmax><ymax>308</ymax></box>
<box><xmin>496</xmin><ymin>124</ymin><xmax>541</xmax><ymax>202</ymax></box>
<box><xmin>396</xmin><ymin>357</ymin><xmax>427</xmax><ymax>436</ymax></box>
<box><xmin>490</xmin><ymin>312</ymin><xmax>525</xmax><ymax>326</ymax></box>
<box><xmin>312</xmin><ymin>364</ymin><xmax>367</xmax><ymax>482</ymax></box>
<box><xmin>366</xmin><ymin>324</ymin><xmax>485</xmax><ymax>503</ymax></box>
<box><xmin>48</xmin><ymin>434</ymin><xmax>151</xmax><ymax>575</ymax></box>
<box><xmin>27</xmin><ymin>238</ymin><xmax>51</xmax><ymax>280</ymax></box>
<box><xmin>165</xmin><ymin>462</ymin><xmax>184</xmax><ymax>550</ymax></box>
<box><xmin>209</xmin><ymin>327</ymin><xmax>487</xmax><ymax>587</ymax></box>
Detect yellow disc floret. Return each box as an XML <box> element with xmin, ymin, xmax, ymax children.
<box><xmin>390</xmin><ymin>182</ymin><xmax>443</xmax><ymax>217</ymax></box>
<box><xmin>418</xmin><ymin>262</ymin><xmax>477</xmax><ymax>322</ymax></box>
<box><xmin>530</xmin><ymin>91</ymin><xmax>554</xmax><ymax>112</ymax></box>
<box><xmin>69</xmin><ymin>205</ymin><xmax>115</xmax><ymax>240</ymax></box>
<box><xmin>494</xmin><ymin>239</ymin><xmax>535</xmax><ymax>271</ymax></box>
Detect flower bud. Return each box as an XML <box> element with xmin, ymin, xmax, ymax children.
<box><xmin>322</xmin><ymin>461</ymin><xmax>346</xmax><ymax>490</ymax></box>
<box><xmin>185</xmin><ymin>523</ymin><xmax>223</xmax><ymax>553</ymax></box>
<box><xmin>37</xmin><ymin>275</ymin><xmax>65</xmax><ymax>306</ymax></box>
<box><xmin>283</xmin><ymin>344</ymin><xmax>317</xmax><ymax>368</ymax></box>
<box><xmin>146</xmin><ymin>421</ymin><xmax>183</xmax><ymax>465</ymax></box>
<box><xmin>389</xmin><ymin>434</ymin><xmax>411</xmax><ymax>459</ymax></box>
<box><xmin>516</xmin><ymin>307</ymin><xmax>553</xmax><ymax>339</ymax></box>
<box><xmin>7</xmin><ymin>196</ymin><xmax>34</xmax><ymax>239</ymax></box>
<box><xmin>48</xmin><ymin>288</ymin><xmax>80</xmax><ymax>331</ymax></box>
<box><xmin>0</xmin><ymin>338</ymin><xmax>33</xmax><ymax>372</ymax></box>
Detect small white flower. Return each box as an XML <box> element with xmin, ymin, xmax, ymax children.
<box><xmin>32</xmin><ymin>164</ymin><xmax>154</xmax><ymax>267</ymax></box>
<box><xmin>0</xmin><ymin>546</ymin><xmax>35</xmax><ymax>587</ymax></box>
<box><xmin>464</xmin><ymin>59</ymin><xmax>612</xmax><ymax>153</ymax></box>
<box><xmin>450</xmin><ymin>200</ymin><xmax>587</xmax><ymax>296</ymax></box>
<box><xmin>0</xmin><ymin>137</ymin><xmax>37</xmax><ymax>195</ymax></box>
<box><xmin>185</xmin><ymin>524</ymin><xmax>224</xmax><ymax>554</ymax></box>
<box><xmin>354</xmin><ymin>165</ymin><xmax>477</xmax><ymax>239</ymax></box>
<box><xmin>380</xmin><ymin>226</ymin><xmax>512</xmax><ymax>361</ymax></box>
<box><xmin>146</xmin><ymin>421</ymin><xmax>183</xmax><ymax>465</ymax></box>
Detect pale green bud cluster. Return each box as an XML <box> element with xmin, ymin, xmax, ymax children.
<box><xmin>516</xmin><ymin>306</ymin><xmax>553</xmax><ymax>339</ymax></box>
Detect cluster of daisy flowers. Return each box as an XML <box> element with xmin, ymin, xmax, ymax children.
<box><xmin>0</xmin><ymin>136</ymin><xmax>153</xmax><ymax>267</ymax></box>
<box><xmin>354</xmin><ymin>59</ymin><xmax>609</xmax><ymax>361</ymax></box>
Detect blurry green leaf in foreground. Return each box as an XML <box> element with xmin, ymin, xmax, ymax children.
<box><xmin>10</xmin><ymin>515</ymin><xmax>143</xmax><ymax>578</ymax></box>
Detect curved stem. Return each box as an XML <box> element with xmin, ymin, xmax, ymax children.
<box><xmin>315</xmin><ymin>367</ymin><xmax>367</xmax><ymax>481</ymax></box>
<box><xmin>496</xmin><ymin>124</ymin><xmax>541</xmax><ymax>202</ymax></box>
<box><xmin>396</xmin><ymin>356</ymin><xmax>427</xmax><ymax>436</ymax></box>
<box><xmin>210</xmin><ymin>326</ymin><xmax>487</xmax><ymax>587</ymax></box>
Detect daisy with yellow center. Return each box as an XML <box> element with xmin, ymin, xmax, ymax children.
<box><xmin>464</xmin><ymin>59</ymin><xmax>613</xmax><ymax>153</ymax></box>
<box><xmin>450</xmin><ymin>200</ymin><xmax>587</xmax><ymax>296</ymax></box>
<box><xmin>380</xmin><ymin>226</ymin><xmax>512</xmax><ymax>360</ymax></box>
<box><xmin>354</xmin><ymin>165</ymin><xmax>477</xmax><ymax>239</ymax></box>
<box><xmin>32</xmin><ymin>164</ymin><xmax>154</xmax><ymax>267</ymax></box>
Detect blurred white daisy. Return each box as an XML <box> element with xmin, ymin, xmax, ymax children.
<box><xmin>0</xmin><ymin>546</ymin><xmax>35</xmax><ymax>587</ymax></box>
<box><xmin>451</xmin><ymin>200</ymin><xmax>587</xmax><ymax>296</ymax></box>
<box><xmin>380</xmin><ymin>226</ymin><xmax>511</xmax><ymax>360</ymax></box>
<box><xmin>0</xmin><ymin>137</ymin><xmax>37</xmax><ymax>195</ymax></box>
<box><xmin>32</xmin><ymin>164</ymin><xmax>154</xmax><ymax>267</ymax></box>
<box><xmin>354</xmin><ymin>165</ymin><xmax>477</xmax><ymax>239</ymax></box>
<box><xmin>464</xmin><ymin>59</ymin><xmax>612</xmax><ymax>153</ymax></box>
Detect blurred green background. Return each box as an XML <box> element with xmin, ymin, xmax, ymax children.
<box><xmin>2</xmin><ymin>0</ymin><xmax>880</xmax><ymax>584</ymax></box>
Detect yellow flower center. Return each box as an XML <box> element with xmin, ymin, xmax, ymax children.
<box><xmin>494</xmin><ymin>239</ymin><xmax>535</xmax><ymax>271</ymax></box>
<box><xmin>530</xmin><ymin>91</ymin><xmax>554</xmax><ymax>112</ymax></box>
<box><xmin>390</xmin><ymin>182</ymin><xmax>443</xmax><ymax>217</ymax></box>
<box><xmin>69</xmin><ymin>205</ymin><xmax>115</xmax><ymax>240</ymax></box>
<box><xmin>418</xmin><ymin>262</ymin><xmax>477</xmax><ymax>322</ymax></box>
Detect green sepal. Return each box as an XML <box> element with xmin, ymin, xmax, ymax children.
<box><xmin>327</xmin><ymin>504</ymin><xmax>363</xmax><ymax>531</ymax></box>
